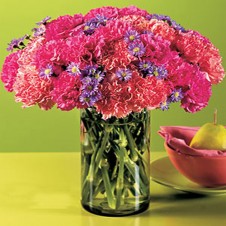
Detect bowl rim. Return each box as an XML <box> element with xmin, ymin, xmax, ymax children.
<box><xmin>164</xmin><ymin>141</ymin><xmax>226</xmax><ymax>159</ymax></box>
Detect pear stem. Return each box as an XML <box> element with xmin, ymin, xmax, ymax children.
<box><xmin>214</xmin><ymin>109</ymin><xmax>217</xmax><ymax>125</ymax></box>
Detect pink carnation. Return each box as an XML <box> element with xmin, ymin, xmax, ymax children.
<box><xmin>176</xmin><ymin>30</ymin><xmax>225</xmax><ymax>84</ymax></box>
<box><xmin>166</xmin><ymin>57</ymin><xmax>197</xmax><ymax>87</ymax></box>
<box><xmin>1</xmin><ymin>51</ymin><xmax>21</xmax><ymax>92</ymax></box>
<box><xmin>45</xmin><ymin>14</ymin><xmax>84</xmax><ymax>41</ymax></box>
<box><xmin>14</xmin><ymin>66</ymin><xmax>54</xmax><ymax>110</ymax></box>
<box><xmin>118</xmin><ymin>5</ymin><xmax>148</xmax><ymax>17</ymax></box>
<box><xmin>181</xmin><ymin>74</ymin><xmax>212</xmax><ymax>113</ymax></box>
<box><xmin>166</xmin><ymin>58</ymin><xmax>212</xmax><ymax>112</ymax></box>
<box><xmin>142</xmin><ymin>77</ymin><xmax>172</xmax><ymax>110</ymax></box>
<box><xmin>35</xmin><ymin>39</ymin><xmax>70</xmax><ymax>71</ymax></box>
<box><xmin>141</xmin><ymin>33</ymin><xmax>177</xmax><ymax>65</ymax></box>
<box><xmin>95</xmin><ymin>76</ymin><xmax>135</xmax><ymax>119</ymax></box>
<box><xmin>66</xmin><ymin>35</ymin><xmax>98</xmax><ymax>67</ymax></box>
<box><xmin>147</xmin><ymin>19</ymin><xmax>177</xmax><ymax>42</ymax></box>
<box><xmin>95</xmin><ymin>72</ymin><xmax>171</xmax><ymax>119</ymax></box>
<box><xmin>93</xmin><ymin>20</ymin><xmax>135</xmax><ymax>70</ymax></box>
<box><xmin>94</xmin><ymin>19</ymin><xmax>131</xmax><ymax>42</ymax></box>
<box><xmin>120</xmin><ymin>15</ymin><xmax>151</xmax><ymax>32</ymax></box>
<box><xmin>51</xmin><ymin>72</ymin><xmax>83</xmax><ymax>111</ymax></box>
<box><xmin>13</xmin><ymin>37</ymin><xmax>54</xmax><ymax>110</ymax></box>
<box><xmin>101</xmin><ymin>40</ymin><xmax>136</xmax><ymax>71</ymax></box>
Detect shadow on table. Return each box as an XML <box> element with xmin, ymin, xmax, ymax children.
<box><xmin>140</xmin><ymin>192</ymin><xmax>226</xmax><ymax>217</ymax></box>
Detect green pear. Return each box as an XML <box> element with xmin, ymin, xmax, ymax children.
<box><xmin>190</xmin><ymin>110</ymin><xmax>226</xmax><ymax>150</ymax></box>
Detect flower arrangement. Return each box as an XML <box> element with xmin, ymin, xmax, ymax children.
<box><xmin>1</xmin><ymin>6</ymin><xmax>225</xmax><ymax>119</ymax></box>
<box><xmin>1</xmin><ymin>5</ymin><xmax>225</xmax><ymax>216</ymax></box>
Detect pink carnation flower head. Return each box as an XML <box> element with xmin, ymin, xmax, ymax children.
<box><xmin>147</xmin><ymin>19</ymin><xmax>177</xmax><ymax>42</ymax></box>
<box><xmin>13</xmin><ymin>37</ymin><xmax>54</xmax><ymax>110</ymax></box>
<box><xmin>51</xmin><ymin>71</ymin><xmax>83</xmax><ymax>111</ymax></box>
<box><xmin>45</xmin><ymin>14</ymin><xmax>84</xmax><ymax>41</ymax></box>
<box><xmin>176</xmin><ymin>30</ymin><xmax>225</xmax><ymax>84</ymax></box>
<box><xmin>1</xmin><ymin>51</ymin><xmax>21</xmax><ymax>92</ymax></box>
<box><xmin>118</xmin><ymin>5</ymin><xmax>148</xmax><ymax>17</ymax></box>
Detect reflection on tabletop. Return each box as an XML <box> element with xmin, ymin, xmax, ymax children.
<box><xmin>0</xmin><ymin>152</ymin><xmax>225</xmax><ymax>226</ymax></box>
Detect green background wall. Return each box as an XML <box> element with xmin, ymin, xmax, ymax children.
<box><xmin>0</xmin><ymin>0</ymin><xmax>225</xmax><ymax>152</ymax></box>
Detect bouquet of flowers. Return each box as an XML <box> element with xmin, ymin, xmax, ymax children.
<box><xmin>1</xmin><ymin>6</ymin><xmax>225</xmax><ymax>215</ymax></box>
<box><xmin>1</xmin><ymin>6</ymin><xmax>224</xmax><ymax>118</ymax></box>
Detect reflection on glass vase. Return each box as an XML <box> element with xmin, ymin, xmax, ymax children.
<box><xmin>81</xmin><ymin>108</ymin><xmax>150</xmax><ymax>216</ymax></box>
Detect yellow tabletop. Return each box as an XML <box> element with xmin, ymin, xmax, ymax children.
<box><xmin>0</xmin><ymin>151</ymin><xmax>225</xmax><ymax>226</ymax></box>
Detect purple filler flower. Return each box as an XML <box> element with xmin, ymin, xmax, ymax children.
<box><xmin>81</xmin><ymin>65</ymin><xmax>105</xmax><ymax>82</ymax></box>
<box><xmin>83</xmin><ymin>21</ymin><xmax>97</xmax><ymax>35</ymax></box>
<box><xmin>82</xmin><ymin>77</ymin><xmax>99</xmax><ymax>95</ymax></box>
<box><xmin>170</xmin><ymin>88</ymin><xmax>184</xmax><ymax>102</ymax></box>
<box><xmin>40</xmin><ymin>64</ymin><xmax>53</xmax><ymax>79</ymax></box>
<box><xmin>139</xmin><ymin>61</ymin><xmax>153</xmax><ymax>72</ymax></box>
<box><xmin>79</xmin><ymin>92</ymin><xmax>101</xmax><ymax>107</ymax></box>
<box><xmin>36</xmin><ymin>16</ymin><xmax>51</xmax><ymax>25</ymax></box>
<box><xmin>116</xmin><ymin>69</ymin><xmax>132</xmax><ymax>81</ymax></box>
<box><xmin>93</xmin><ymin>70</ymin><xmax>105</xmax><ymax>82</ymax></box>
<box><xmin>66</xmin><ymin>62</ymin><xmax>80</xmax><ymax>76</ymax></box>
<box><xmin>149</xmin><ymin>66</ymin><xmax>168</xmax><ymax>80</ymax></box>
<box><xmin>95</xmin><ymin>14</ymin><xmax>108</xmax><ymax>26</ymax></box>
<box><xmin>7</xmin><ymin>35</ymin><xmax>28</xmax><ymax>52</ymax></box>
<box><xmin>32</xmin><ymin>25</ymin><xmax>46</xmax><ymax>37</ymax></box>
<box><xmin>128</xmin><ymin>41</ymin><xmax>146</xmax><ymax>57</ymax></box>
<box><xmin>160</xmin><ymin>100</ymin><xmax>170</xmax><ymax>111</ymax></box>
<box><xmin>82</xmin><ymin>65</ymin><xmax>98</xmax><ymax>76</ymax></box>
<box><xmin>124</xmin><ymin>30</ymin><xmax>140</xmax><ymax>43</ymax></box>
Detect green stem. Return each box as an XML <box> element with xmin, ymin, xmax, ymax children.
<box><xmin>81</xmin><ymin>117</ymin><xmax>97</xmax><ymax>154</ymax></box>
<box><xmin>123</xmin><ymin>124</ymin><xmax>139</xmax><ymax>162</ymax></box>
<box><xmin>93</xmin><ymin>180</ymin><xmax>104</xmax><ymax>197</ymax></box>
<box><xmin>82</xmin><ymin>124</ymin><xmax>112</xmax><ymax>202</ymax></box>
<box><xmin>123</xmin><ymin>147</ymin><xmax>148</xmax><ymax>196</ymax></box>
<box><xmin>94</xmin><ymin>125</ymin><xmax>112</xmax><ymax>174</ymax></box>
<box><xmin>115</xmin><ymin>147</ymin><xmax>125</xmax><ymax>208</ymax></box>
<box><xmin>101</xmin><ymin>159</ymin><xmax>116</xmax><ymax>209</ymax></box>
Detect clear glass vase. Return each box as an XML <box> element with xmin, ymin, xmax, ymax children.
<box><xmin>80</xmin><ymin>108</ymin><xmax>150</xmax><ymax>216</ymax></box>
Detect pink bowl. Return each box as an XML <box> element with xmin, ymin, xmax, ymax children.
<box><xmin>165</xmin><ymin>142</ymin><xmax>226</xmax><ymax>187</ymax></box>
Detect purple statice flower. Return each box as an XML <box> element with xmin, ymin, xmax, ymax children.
<box><xmin>7</xmin><ymin>35</ymin><xmax>28</xmax><ymax>52</ymax></box>
<box><xmin>128</xmin><ymin>41</ymin><xmax>146</xmax><ymax>57</ymax></box>
<box><xmin>93</xmin><ymin>70</ymin><xmax>105</xmax><ymax>82</ymax></box>
<box><xmin>82</xmin><ymin>77</ymin><xmax>99</xmax><ymax>95</ymax></box>
<box><xmin>146</xmin><ymin>14</ymin><xmax>169</xmax><ymax>21</ymax></box>
<box><xmin>83</xmin><ymin>21</ymin><xmax>97</xmax><ymax>35</ymax></box>
<box><xmin>149</xmin><ymin>66</ymin><xmax>168</xmax><ymax>80</ymax></box>
<box><xmin>116</xmin><ymin>69</ymin><xmax>132</xmax><ymax>82</ymax></box>
<box><xmin>83</xmin><ymin>15</ymin><xmax>108</xmax><ymax>36</ymax></box>
<box><xmin>66</xmin><ymin>62</ymin><xmax>80</xmax><ymax>76</ymax></box>
<box><xmin>79</xmin><ymin>92</ymin><xmax>101</xmax><ymax>107</ymax></box>
<box><xmin>124</xmin><ymin>30</ymin><xmax>140</xmax><ymax>43</ymax></box>
<box><xmin>170</xmin><ymin>20</ymin><xmax>186</xmax><ymax>32</ymax></box>
<box><xmin>95</xmin><ymin>14</ymin><xmax>108</xmax><ymax>26</ymax></box>
<box><xmin>160</xmin><ymin>100</ymin><xmax>170</xmax><ymax>111</ymax></box>
<box><xmin>39</xmin><ymin>64</ymin><xmax>53</xmax><ymax>79</ymax></box>
<box><xmin>81</xmin><ymin>65</ymin><xmax>105</xmax><ymax>82</ymax></box>
<box><xmin>32</xmin><ymin>25</ymin><xmax>46</xmax><ymax>37</ymax></box>
<box><xmin>139</xmin><ymin>61</ymin><xmax>153</xmax><ymax>73</ymax></box>
<box><xmin>82</xmin><ymin>65</ymin><xmax>98</xmax><ymax>76</ymax></box>
<box><xmin>81</xmin><ymin>76</ymin><xmax>92</xmax><ymax>86</ymax></box>
<box><xmin>36</xmin><ymin>16</ymin><xmax>51</xmax><ymax>26</ymax></box>
<box><xmin>170</xmin><ymin>88</ymin><xmax>184</xmax><ymax>102</ymax></box>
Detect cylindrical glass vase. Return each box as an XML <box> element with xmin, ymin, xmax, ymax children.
<box><xmin>80</xmin><ymin>108</ymin><xmax>150</xmax><ymax>216</ymax></box>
